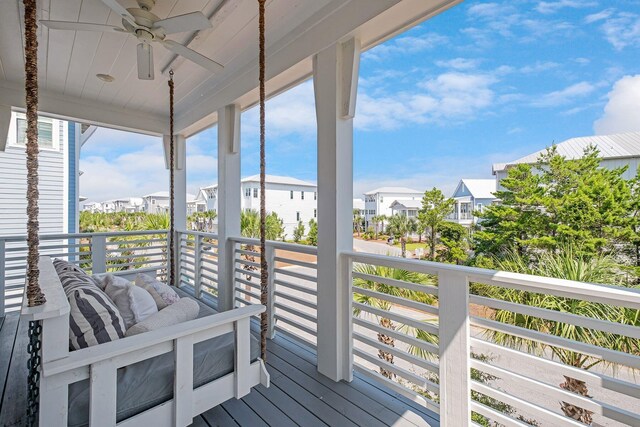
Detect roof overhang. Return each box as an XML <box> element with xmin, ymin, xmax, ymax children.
<box><xmin>0</xmin><ymin>0</ymin><xmax>461</xmax><ymax>138</ymax></box>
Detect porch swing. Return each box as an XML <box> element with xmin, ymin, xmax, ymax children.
<box><xmin>20</xmin><ymin>1</ymin><xmax>271</xmax><ymax>426</ymax></box>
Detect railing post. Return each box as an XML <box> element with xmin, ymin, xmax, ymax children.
<box><xmin>91</xmin><ymin>235</ymin><xmax>107</xmax><ymax>274</ymax></box>
<box><xmin>438</xmin><ymin>271</ymin><xmax>471</xmax><ymax>427</ymax></box>
<box><xmin>0</xmin><ymin>239</ymin><xmax>5</xmax><ymax>316</ymax></box>
<box><xmin>194</xmin><ymin>234</ymin><xmax>202</xmax><ymax>298</ymax></box>
<box><xmin>175</xmin><ymin>230</ymin><xmax>182</xmax><ymax>288</ymax></box>
<box><xmin>265</xmin><ymin>244</ymin><xmax>276</xmax><ymax>339</ymax></box>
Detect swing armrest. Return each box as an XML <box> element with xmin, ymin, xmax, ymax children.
<box><xmin>20</xmin><ymin>256</ymin><xmax>70</xmax><ymax>321</ymax></box>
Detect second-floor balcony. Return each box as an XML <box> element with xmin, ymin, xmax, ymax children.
<box><xmin>1</xmin><ymin>230</ymin><xmax>638</xmax><ymax>426</ymax></box>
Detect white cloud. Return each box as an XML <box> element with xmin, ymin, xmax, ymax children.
<box><xmin>531</xmin><ymin>81</ymin><xmax>595</xmax><ymax>107</ymax></box>
<box><xmin>594</xmin><ymin>75</ymin><xmax>640</xmax><ymax>135</ymax></box>
<box><xmin>584</xmin><ymin>9</ymin><xmax>614</xmax><ymax>24</ymax></box>
<box><xmin>363</xmin><ymin>33</ymin><xmax>448</xmax><ymax>60</ymax></box>
<box><xmin>536</xmin><ymin>0</ymin><xmax>597</xmax><ymax>15</ymax></box>
<box><xmin>520</xmin><ymin>61</ymin><xmax>560</xmax><ymax>74</ymax></box>
<box><xmin>435</xmin><ymin>58</ymin><xmax>481</xmax><ymax>70</ymax></box>
<box><xmin>600</xmin><ymin>12</ymin><xmax>640</xmax><ymax>50</ymax></box>
<box><xmin>355</xmin><ymin>72</ymin><xmax>498</xmax><ymax>130</ymax></box>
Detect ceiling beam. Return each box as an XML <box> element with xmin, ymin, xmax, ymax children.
<box><xmin>175</xmin><ymin>0</ymin><xmax>462</xmax><ymax>137</ymax></box>
<box><xmin>0</xmin><ymin>80</ymin><xmax>168</xmax><ymax>136</ymax></box>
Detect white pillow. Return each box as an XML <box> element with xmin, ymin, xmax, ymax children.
<box><xmin>103</xmin><ymin>274</ymin><xmax>158</xmax><ymax>329</ymax></box>
<box><xmin>125</xmin><ymin>297</ymin><xmax>200</xmax><ymax>337</ymax></box>
<box><xmin>135</xmin><ymin>273</ymin><xmax>180</xmax><ymax>309</ymax></box>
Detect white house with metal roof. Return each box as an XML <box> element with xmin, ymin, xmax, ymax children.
<box><xmin>143</xmin><ymin>191</ymin><xmax>196</xmax><ymax>215</ymax></box>
<box><xmin>363</xmin><ymin>187</ymin><xmax>423</xmax><ymax>229</ymax></box>
<box><xmin>200</xmin><ymin>174</ymin><xmax>317</xmax><ymax>238</ymax></box>
<box><xmin>446</xmin><ymin>179</ymin><xmax>497</xmax><ymax>227</ymax></box>
<box><xmin>390</xmin><ymin>199</ymin><xmax>422</xmax><ymax>219</ymax></box>
<box><xmin>493</xmin><ymin>132</ymin><xmax>640</xmax><ymax>190</ymax></box>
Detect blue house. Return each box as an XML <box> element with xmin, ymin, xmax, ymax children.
<box><xmin>447</xmin><ymin>179</ymin><xmax>497</xmax><ymax>227</ymax></box>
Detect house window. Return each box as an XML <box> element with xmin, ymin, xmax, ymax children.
<box><xmin>245</xmin><ymin>188</ymin><xmax>251</xmax><ymax>197</ymax></box>
<box><xmin>15</xmin><ymin>116</ymin><xmax>56</xmax><ymax>150</ymax></box>
<box><xmin>152</xmin><ymin>199</ymin><xmax>156</xmax><ymax>205</ymax></box>
<box><xmin>290</xmin><ymin>191</ymin><xmax>294</xmax><ymax>199</ymax></box>
<box><xmin>253</xmin><ymin>188</ymin><xmax>258</xmax><ymax>198</ymax></box>
<box><xmin>477</xmin><ymin>203</ymin><xmax>483</xmax><ymax>212</ymax></box>
<box><xmin>301</xmin><ymin>191</ymin><xmax>305</xmax><ymax>200</ymax></box>
<box><xmin>296</xmin><ymin>212</ymin><xmax>301</xmax><ymax>221</ymax></box>
<box><xmin>314</xmin><ymin>192</ymin><xmax>317</xmax><ymax>200</ymax></box>
<box><xmin>380</xmin><ymin>197</ymin><xmax>384</xmax><ymax>203</ymax></box>
<box><xmin>314</xmin><ymin>209</ymin><xmax>317</xmax><ymax>218</ymax></box>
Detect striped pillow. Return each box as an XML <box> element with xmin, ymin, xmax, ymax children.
<box><xmin>53</xmin><ymin>259</ymin><xmax>126</xmax><ymax>349</ymax></box>
<box><xmin>68</xmin><ymin>285</ymin><xmax>126</xmax><ymax>350</ymax></box>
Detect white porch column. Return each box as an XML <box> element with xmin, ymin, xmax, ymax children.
<box><xmin>217</xmin><ymin>104</ymin><xmax>241</xmax><ymax>312</ymax></box>
<box><xmin>313</xmin><ymin>37</ymin><xmax>360</xmax><ymax>382</ymax></box>
<box><xmin>163</xmin><ymin>134</ymin><xmax>187</xmax><ymax>231</ymax></box>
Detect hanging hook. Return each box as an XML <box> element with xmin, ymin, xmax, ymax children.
<box><xmin>169</xmin><ymin>68</ymin><xmax>174</xmax><ymax>82</ymax></box>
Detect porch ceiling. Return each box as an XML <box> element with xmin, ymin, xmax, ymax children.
<box><xmin>0</xmin><ymin>0</ymin><xmax>460</xmax><ymax>137</ymax></box>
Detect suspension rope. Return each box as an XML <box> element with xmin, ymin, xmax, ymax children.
<box><xmin>258</xmin><ymin>0</ymin><xmax>268</xmax><ymax>361</ymax></box>
<box><xmin>23</xmin><ymin>0</ymin><xmax>45</xmax><ymax>424</ymax></box>
<box><xmin>168</xmin><ymin>69</ymin><xmax>176</xmax><ymax>287</ymax></box>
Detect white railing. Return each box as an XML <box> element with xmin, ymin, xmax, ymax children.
<box><xmin>1</xmin><ymin>230</ymin><xmax>168</xmax><ymax>315</ymax></box>
<box><xmin>229</xmin><ymin>236</ymin><xmax>318</xmax><ymax>347</ymax></box>
<box><xmin>344</xmin><ymin>251</ymin><xmax>640</xmax><ymax>427</ymax></box>
<box><xmin>4</xmin><ymin>230</ymin><xmax>639</xmax><ymax>426</ymax></box>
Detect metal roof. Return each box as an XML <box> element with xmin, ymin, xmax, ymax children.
<box><xmin>363</xmin><ymin>187</ymin><xmax>423</xmax><ymax>195</ymax></box>
<box><xmin>390</xmin><ymin>199</ymin><xmax>422</xmax><ymax>209</ymax></box>
<box><xmin>457</xmin><ymin>179</ymin><xmax>496</xmax><ymax>199</ymax></box>
<box><xmin>202</xmin><ymin>174</ymin><xmax>316</xmax><ymax>190</ymax></box>
<box><xmin>493</xmin><ymin>132</ymin><xmax>640</xmax><ymax>173</ymax></box>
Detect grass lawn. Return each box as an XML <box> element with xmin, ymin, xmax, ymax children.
<box><xmin>393</xmin><ymin>241</ymin><xmax>427</xmax><ymax>251</ymax></box>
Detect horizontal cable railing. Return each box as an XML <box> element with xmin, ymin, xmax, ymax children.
<box><xmin>176</xmin><ymin>231</ymin><xmax>219</xmax><ymax>301</ymax></box>
<box><xmin>0</xmin><ymin>230</ymin><xmax>169</xmax><ymax>314</ymax></box>
<box><xmin>343</xmin><ymin>251</ymin><xmax>640</xmax><ymax>427</ymax></box>
<box><xmin>230</xmin><ymin>237</ymin><xmax>318</xmax><ymax>347</ymax></box>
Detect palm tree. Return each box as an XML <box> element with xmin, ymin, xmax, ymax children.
<box><xmin>371</xmin><ymin>214</ymin><xmax>386</xmax><ymax>240</ymax></box>
<box><xmin>240</xmin><ymin>210</ymin><xmax>285</xmax><ymax>286</ymax></box>
<box><xmin>387</xmin><ymin>214</ymin><xmax>411</xmax><ymax>257</ymax></box>
<box><xmin>484</xmin><ymin>245</ymin><xmax>640</xmax><ymax>424</ymax></box>
<box><xmin>353</xmin><ymin>209</ymin><xmax>363</xmax><ymax>236</ymax></box>
<box><xmin>353</xmin><ymin>263</ymin><xmax>436</xmax><ymax>379</ymax></box>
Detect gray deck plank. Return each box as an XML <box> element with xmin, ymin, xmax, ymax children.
<box><xmin>254</xmin><ymin>382</ymin><xmax>328</xmax><ymax>427</ymax></box>
<box><xmin>0</xmin><ymin>313</ymin><xmax>19</xmax><ymax>411</ymax></box>
<box><xmin>241</xmin><ymin>387</ymin><xmax>299</xmax><ymax>427</ymax></box>
<box><xmin>268</xmin><ymin>352</ymin><xmax>389</xmax><ymax>427</ymax></box>
<box><xmin>266</xmin><ymin>362</ymin><xmax>360</xmax><ymax>427</ymax></box>
<box><xmin>190</xmin><ymin>415</ymin><xmax>212</xmax><ymax>427</ymax></box>
<box><xmin>201</xmin><ymin>405</ymin><xmax>240</xmax><ymax>427</ymax></box>
<box><xmin>273</xmin><ymin>333</ymin><xmax>439</xmax><ymax>426</ymax></box>
<box><xmin>267</xmin><ymin>338</ymin><xmax>430</xmax><ymax>427</ymax></box>
<box><xmin>0</xmin><ymin>315</ymin><xmax>29</xmax><ymax>427</ymax></box>
<box><xmin>222</xmin><ymin>396</ymin><xmax>269</xmax><ymax>427</ymax></box>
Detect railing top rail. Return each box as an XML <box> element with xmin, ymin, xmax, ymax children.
<box><xmin>343</xmin><ymin>251</ymin><xmax>640</xmax><ymax>309</ymax></box>
<box><xmin>230</xmin><ymin>236</ymin><xmax>318</xmax><ymax>255</ymax></box>
<box><xmin>178</xmin><ymin>230</ymin><xmax>219</xmax><ymax>239</ymax></box>
<box><xmin>0</xmin><ymin>230</ymin><xmax>169</xmax><ymax>242</ymax></box>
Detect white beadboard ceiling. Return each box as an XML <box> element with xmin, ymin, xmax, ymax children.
<box><xmin>0</xmin><ymin>0</ymin><xmax>461</xmax><ymax>136</ymax></box>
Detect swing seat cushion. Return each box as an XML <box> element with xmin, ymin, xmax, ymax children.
<box><xmin>67</xmin><ymin>287</ymin><xmax>261</xmax><ymax>426</ymax></box>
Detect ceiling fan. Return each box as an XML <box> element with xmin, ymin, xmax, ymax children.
<box><xmin>40</xmin><ymin>0</ymin><xmax>223</xmax><ymax>80</ymax></box>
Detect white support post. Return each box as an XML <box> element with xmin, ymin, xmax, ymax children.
<box><xmin>174</xmin><ymin>336</ymin><xmax>194</xmax><ymax>426</ymax></box>
<box><xmin>438</xmin><ymin>271</ymin><xmax>471</xmax><ymax>427</ymax></box>
<box><xmin>313</xmin><ymin>37</ymin><xmax>360</xmax><ymax>382</ymax></box>
<box><xmin>265</xmin><ymin>244</ymin><xmax>276</xmax><ymax>339</ymax></box>
<box><xmin>91</xmin><ymin>235</ymin><xmax>107</xmax><ymax>274</ymax></box>
<box><xmin>217</xmin><ymin>104</ymin><xmax>241</xmax><ymax>312</ymax></box>
<box><xmin>234</xmin><ymin>317</ymin><xmax>251</xmax><ymax>398</ymax></box>
<box><xmin>89</xmin><ymin>360</ymin><xmax>117</xmax><ymax>427</ymax></box>
<box><xmin>0</xmin><ymin>239</ymin><xmax>4</xmax><ymax>316</ymax></box>
<box><xmin>194</xmin><ymin>234</ymin><xmax>202</xmax><ymax>298</ymax></box>
<box><xmin>39</xmin><ymin>379</ymin><xmax>69</xmax><ymax>427</ymax></box>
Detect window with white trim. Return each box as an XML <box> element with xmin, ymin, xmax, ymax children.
<box><xmin>253</xmin><ymin>188</ymin><xmax>258</xmax><ymax>198</ymax></box>
<box><xmin>14</xmin><ymin>114</ymin><xmax>58</xmax><ymax>151</ymax></box>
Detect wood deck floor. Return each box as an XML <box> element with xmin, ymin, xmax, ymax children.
<box><xmin>0</xmin><ymin>313</ymin><xmax>439</xmax><ymax>427</ymax></box>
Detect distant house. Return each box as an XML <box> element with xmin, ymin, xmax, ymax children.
<box><xmin>493</xmin><ymin>132</ymin><xmax>640</xmax><ymax>190</ymax></box>
<box><xmin>363</xmin><ymin>187</ymin><xmax>423</xmax><ymax>228</ymax></box>
<box><xmin>0</xmin><ymin>112</ymin><xmax>85</xmax><ymax>236</ymax></box>
<box><xmin>143</xmin><ymin>191</ymin><xmax>195</xmax><ymax>214</ymax></box>
<box><xmin>390</xmin><ymin>199</ymin><xmax>421</xmax><ymax>219</ymax></box>
<box><xmin>188</xmin><ymin>189</ymin><xmax>209</xmax><ymax>214</ymax></box>
<box><xmin>353</xmin><ymin>198</ymin><xmax>365</xmax><ymax>217</ymax></box>
<box><xmin>200</xmin><ymin>174</ymin><xmax>317</xmax><ymax>237</ymax></box>
<box><xmin>81</xmin><ymin>202</ymin><xmax>102</xmax><ymax>213</ymax></box>
<box><xmin>446</xmin><ymin>179</ymin><xmax>497</xmax><ymax>227</ymax></box>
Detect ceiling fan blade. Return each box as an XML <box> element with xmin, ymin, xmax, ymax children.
<box><xmin>153</xmin><ymin>12</ymin><xmax>211</xmax><ymax>35</ymax></box>
<box><xmin>100</xmin><ymin>0</ymin><xmax>136</xmax><ymax>24</ymax></box>
<box><xmin>137</xmin><ymin>43</ymin><xmax>155</xmax><ymax>80</ymax></box>
<box><xmin>160</xmin><ymin>39</ymin><xmax>223</xmax><ymax>73</ymax></box>
<box><xmin>40</xmin><ymin>20</ymin><xmax>123</xmax><ymax>33</ymax></box>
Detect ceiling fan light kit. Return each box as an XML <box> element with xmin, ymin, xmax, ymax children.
<box><xmin>40</xmin><ymin>0</ymin><xmax>224</xmax><ymax>80</ymax></box>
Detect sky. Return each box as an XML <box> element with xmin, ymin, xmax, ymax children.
<box><xmin>80</xmin><ymin>0</ymin><xmax>640</xmax><ymax>203</ymax></box>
